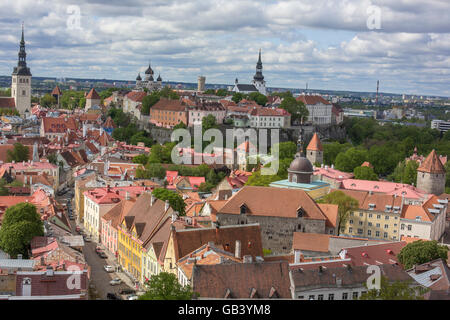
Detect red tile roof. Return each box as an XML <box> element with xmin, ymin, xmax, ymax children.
<box><xmin>296</xmin><ymin>95</ymin><xmax>331</xmax><ymax>105</ymax></box>
<box><xmin>126</xmin><ymin>91</ymin><xmax>147</xmax><ymax>102</ymax></box>
<box><xmin>293</xmin><ymin>232</ymin><xmax>330</xmax><ymax>253</ymax></box>
<box><xmin>418</xmin><ymin>150</ymin><xmax>446</xmax><ymax>174</ymax></box>
<box><xmin>42</xmin><ymin>117</ymin><xmax>78</xmax><ymax>133</ymax></box>
<box><xmin>341</xmin><ymin>241</ymin><xmax>407</xmax><ymax>267</ymax></box>
<box><xmin>86</xmin><ymin>88</ymin><xmax>100</xmax><ymax>100</ymax></box>
<box><xmin>306</xmin><ymin>133</ymin><xmax>323</xmax><ymax>151</ymax></box>
<box><xmin>0</xmin><ymin>97</ymin><xmax>16</xmax><ymax>109</ymax></box>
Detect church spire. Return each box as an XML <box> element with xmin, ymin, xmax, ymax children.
<box><xmin>253</xmin><ymin>49</ymin><xmax>264</xmax><ymax>82</ymax></box>
<box><xmin>12</xmin><ymin>22</ymin><xmax>31</xmax><ymax>76</ymax></box>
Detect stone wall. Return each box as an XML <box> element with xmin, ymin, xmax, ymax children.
<box><xmin>417</xmin><ymin>172</ymin><xmax>446</xmax><ymax>195</ymax></box>
<box><xmin>216</xmin><ymin>213</ymin><xmax>326</xmax><ymax>255</ymax></box>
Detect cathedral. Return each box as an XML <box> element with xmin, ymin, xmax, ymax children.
<box><xmin>233</xmin><ymin>49</ymin><xmax>267</xmax><ymax>96</ymax></box>
<box><xmin>135</xmin><ymin>62</ymin><xmax>162</xmax><ymax>92</ymax></box>
<box><xmin>9</xmin><ymin>24</ymin><xmax>32</xmax><ymax>116</ymax></box>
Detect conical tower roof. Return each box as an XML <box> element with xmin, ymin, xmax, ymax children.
<box><xmin>86</xmin><ymin>88</ymin><xmax>100</xmax><ymax>100</ymax></box>
<box><xmin>306</xmin><ymin>133</ymin><xmax>323</xmax><ymax>151</ymax></box>
<box><xmin>418</xmin><ymin>149</ymin><xmax>446</xmax><ymax>174</ymax></box>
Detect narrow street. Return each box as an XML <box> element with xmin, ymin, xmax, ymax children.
<box><xmin>58</xmin><ymin>191</ymin><xmax>136</xmax><ymax>300</ymax></box>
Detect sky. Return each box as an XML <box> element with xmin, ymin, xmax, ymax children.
<box><xmin>0</xmin><ymin>0</ymin><xmax>449</xmax><ymax>97</ymax></box>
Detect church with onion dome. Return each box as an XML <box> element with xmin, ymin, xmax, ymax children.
<box><xmin>269</xmin><ymin>132</ymin><xmax>330</xmax><ymax>200</ymax></box>
<box><xmin>135</xmin><ymin>62</ymin><xmax>163</xmax><ymax>92</ymax></box>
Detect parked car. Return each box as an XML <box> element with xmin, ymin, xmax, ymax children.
<box><xmin>127</xmin><ymin>294</ymin><xmax>138</xmax><ymax>300</ymax></box>
<box><xmin>95</xmin><ymin>246</ymin><xmax>102</xmax><ymax>253</ymax></box>
<box><xmin>106</xmin><ymin>293</ymin><xmax>121</xmax><ymax>300</ymax></box>
<box><xmin>104</xmin><ymin>265</ymin><xmax>115</xmax><ymax>273</ymax></box>
<box><xmin>110</xmin><ymin>278</ymin><xmax>122</xmax><ymax>286</ymax></box>
<box><xmin>103</xmin><ymin>265</ymin><xmax>114</xmax><ymax>272</ymax></box>
<box><xmin>119</xmin><ymin>289</ymin><xmax>136</xmax><ymax>295</ymax></box>
<box><xmin>98</xmin><ymin>251</ymin><xmax>108</xmax><ymax>259</ymax></box>
<box><xmin>84</xmin><ymin>236</ymin><xmax>91</xmax><ymax>242</ymax></box>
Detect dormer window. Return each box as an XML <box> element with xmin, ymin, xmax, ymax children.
<box><xmin>297</xmin><ymin>207</ymin><xmax>305</xmax><ymax>218</ymax></box>
<box><xmin>240</xmin><ymin>204</ymin><xmax>248</xmax><ymax>215</ymax></box>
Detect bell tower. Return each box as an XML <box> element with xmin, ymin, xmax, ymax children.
<box><xmin>11</xmin><ymin>23</ymin><xmax>32</xmax><ymax>116</ymax></box>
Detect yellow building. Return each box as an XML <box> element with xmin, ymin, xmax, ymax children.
<box><xmin>339</xmin><ymin>190</ymin><xmax>403</xmax><ymax>241</ymax></box>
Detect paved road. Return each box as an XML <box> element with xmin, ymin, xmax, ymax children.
<box><xmin>57</xmin><ymin>192</ymin><xmax>135</xmax><ymax>300</ymax></box>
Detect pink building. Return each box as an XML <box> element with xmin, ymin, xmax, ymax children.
<box><xmin>313</xmin><ymin>165</ymin><xmax>354</xmax><ymax>189</ymax></box>
<box><xmin>101</xmin><ymin>198</ymin><xmax>136</xmax><ymax>256</ymax></box>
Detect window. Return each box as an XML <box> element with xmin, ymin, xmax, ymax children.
<box><xmin>384</xmin><ymin>224</ymin><xmax>389</xmax><ymax>229</ymax></box>
<box><xmin>401</xmin><ymin>224</ymin><xmax>405</xmax><ymax>230</ymax></box>
<box><xmin>369</xmin><ymin>214</ymin><xmax>373</xmax><ymax>218</ymax></box>
<box><xmin>359</xmin><ymin>212</ymin><xmax>363</xmax><ymax>217</ymax></box>
<box><xmin>349</xmin><ymin>227</ymin><xmax>353</xmax><ymax>233</ymax></box>
<box><xmin>376</xmin><ymin>223</ymin><xmax>380</xmax><ymax>228</ymax></box>
<box><xmin>408</xmin><ymin>225</ymin><xmax>412</xmax><ymax>231</ymax></box>
<box><xmin>353</xmin><ymin>292</ymin><xmax>359</xmax><ymax>299</ymax></box>
<box><xmin>308</xmin><ymin>295</ymin><xmax>315</xmax><ymax>300</ymax></box>
<box><xmin>376</xmin><ymin>231</ymin><xmax>380</xmax><ymax>237</ymax></box>
<box><xmin>385</xmin><ymin>216</ymin><xmax>389</xmax><ymax>220</ymax></box>
<box><xmin>368</xmin><ymin>230</ymin><xmax>372</xmax><ymax>236</ymax></box>
<box><xmin>349</xmin><ymin>220</ymin><xmax>353</xmax><ymax>224</ymax></box>
<box><xmin>318</xmin><ymin>294</ymin><xmax>324</xmax><ymax>300</ymax></box>
<box><xmin>384</xmin><ymin>232</ymin><xmax>388</xmax><ymax>238</ymax></box>
<box><xmin>368</xmin><ymin>222</ymin><xmax>372</xmax><ymax>227</ymax></box>
<box><xmin>358</xmin><ymin>229</ymin><xmax>363</xmax><ymax>234</ymax></box>
<box><xmin>359</xmin><ymin>221</ymin><xmax>363</xmax><ymax>226</ymax></box>
<box><xmin>377</xmin><ymin>215</ymin><xmax>381</xmax><ymax>219</ymax></box>
<box><xmin>328</xmin><ymin>294</ymin><xmax>334</xmax><ymax>300</ymax></box>
<box><xmin>342</xmin><ymin>292</ymin><xmax>348</xmax><ymax>300</ymax></box>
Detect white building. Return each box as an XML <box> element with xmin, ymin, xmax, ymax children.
<box><xmin>296</xmin><ymin>95</ymin><xmax>333</xmax><ymax>125</ymax></box>
<box><xmin>399</xmin><ymin>196</ymin><xmax>447</xmax><ymax>241</ymax></box>
<box><xmin>233</xmin><ymin>50</ymin><xmax>267</xmax><ymax>96</ymax></box>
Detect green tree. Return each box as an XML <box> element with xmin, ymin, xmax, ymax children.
<box><xmin>139</xmin><ymin>272</ymin><xmax>196</xmax><ymax>300</ymax></box>
<box><xmin>353</xmin><ymin>166</ymin><xmax>378</xmax><ymax>181</ymax></box>
<box><xmin>232</xmin><ymin>92</ymin><xmax>244</xmax><ymax>104</ymax></box>
<box><xmin>279</xmin><ymin>97</ymin><xmax>309</xmax><ymax>124</ymax></box>
<box><xmin>47</xmin><ymin>153</ymin><xmax>58</xmax><ymax>165</ymax></box>
<box><xmin>132</xmin><ymin>154</ymin><xmax>149</xmax><ymax>165</ymax></box>
<box><xmin>397</xmin><ymin>240</ymin><xmax>448</xmax><ymax>269</ymax></box>
<box><xmin>7</xmin><ymin>143</ymin><xmax>29</xmax><ymax>163</ymax></box>
<box><xmin>202</xmin><ymin>114</ymin><xmax>218</xmax><ymax>132</ymax></box>
<box><xmin>141</xmin><ymin>92</ymin><xmax>160</xmax><ymax>115</ymax></box>
<box><xmin>245</xmin><ymin>170</ymin><xmax>283</xmax><ymax>187</ymax></box>
<box><xmin>318</xmin><ymin>190</ymin><xmax>359</xmax><ymax>235</ymax></box>
<box><xmin>152</xmin><ymin>188</ymin><xmax>186</xmax><ymax>215</ymax></box>
<box><xmin>444</xmin><ymin>161</ymin><xmax>450</xmax><ymax>190</ymax></box>
<box><xmin>173</xmin><ymin>122</ymin><xmax>187</xmax><ymax>130</ymax></box>
<box><xmin>0</xmin><ymin>203</ymin><xmax>44</xmax><ymax>258</ymax></box>
<box><xmin>359</xmin><ymin>276</ymin><xmax>427</xmax><ymax>300</ymax></box>
<box><xmin>40</xmin><ymin>94</ymin><xmax>57</xmax><ymax>108</ymax></box>
<box><xmin>130</xmin><ymin>131</ymin><xmax>153</xmax><ymax>147</ymax></box>
<box><xmin>335</xmin><ymin>147</ymin><xmax>368</xmax><ymax>172</ymax></box>
<box><xmin>0</xmin><ymin>179</ymin><xmax>9</xmax><ymax>196</ymax></box>
<box><xmin>271</xmin><ymin>141</ymin><xmax>298</xmax><ymax>160</ymax></box>
<box><xmin>146</xmin><ymin>163</ymin><xmax>167</xmax><ymax>179</ymax></box>
<box><xmin>248</xmin><ymin>92</ymin><xmax>268</xmax><ymax>106</ymax></box>
<box><xmin>323</xmin><ymin>142</ymin><xmax>352</xmax><ymax>166</ymax></box>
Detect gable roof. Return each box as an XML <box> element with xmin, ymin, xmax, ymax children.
<box><xmin>41</xmin><ymin>117</ymin><xmax>78</xmax><ymax>133</ymax></box>
<box><xmin>236</xmin><ymin>84</ymin><xmax>258</xmax><ymax>92</ymax></box>
<box><xmin>191</xmin><ymin>261</ymin><xmax>291</xmax><ymax>298</ymax></box>
<box><xmin>126</xmin><ymin>91</ymin><xmax>147</xmax><ymax>102</ymax></box>
<box><xmin>172</xmin><ymin>224</ymin><xmax>263</xmax><ymax>261</ymax></box>
<box><xmin>317</xmin><ymin>203</ymin><xmax>339</xmax><ymax>229</ymax></box>
<box><xmin>340</xmin><ymin>241</ymin><xmax>407</xmax><ymax>267</ymax></box>
<box><xmin>151</xmin><ymin>98</ymin><xmax>186</xmax><ymax>112</ymax></box>
<box><xmin>296</xmin><ymin>95</ymin><xmax>331</xmax><ymax>105</ymax></box>
<box><xmin>218</xmin><ymin>186</ymin><xmax>327</xmax><ymax>220</ymax></box>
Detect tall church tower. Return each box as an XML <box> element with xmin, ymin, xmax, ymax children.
<box><xmin>252</xmin><ymin>49</ymin><xmax>266</xmax><ymax>96</ymax></box>
<box><xmin>306</xmin><ymin>133</ymin><xmax>323</xmax><ymax>165</ymax></box>
<box><xmin>11</xmin><ymin>24</ymin><xmax>32</xmax><ymax>116</ymax></box>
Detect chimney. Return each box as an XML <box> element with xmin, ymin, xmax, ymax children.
<box><xmin>235</xmin><ymin>240</ymin><xmax>241</xmax><ymax>259</ymax></box>
<box><xmin>151</xmin><ymin>194</ymin><xmax>156</xmax><ymax>206</ymax></box>
<box><xmin>165</xmin><ymin>200</ymin><xmax>169</xmax><ymax>211</ymax></box>
<box><xmin>172</xmin><ymin>211</ymin><xmax>178</xmax><ymax>223</ymax></box>
<box><xmin>294</xmin><ymin>250</ymin><xmax>301</xmax><ymax>264</ymax></box>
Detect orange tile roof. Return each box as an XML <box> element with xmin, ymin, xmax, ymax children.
<box><xmin>296</xmin><ymin>95</ymin><xmax>331</xmax><ymax>105</ymax></box>
<box><xmin>306</xmin><ymin>133</ymin><xmax>323</xmax><ymax>151</ymax></box>
<box><xmin>86</xmin><ymin>88</ymin><xmax>100</xmax><ymax>100</ymax></box>
<box><xmin>293</xmin><ymin>232</ymin><xmax>330</xmax><ymax>252</ymax></box>
<box><xmin>318</xmin><ymin>203</ymin><xmax>339</xmax><ymax>229</ymax></box>
<box><xmin>418</xmin><ymin>150</ymin><xmax>446</xmax><ymax>174</ymax></box>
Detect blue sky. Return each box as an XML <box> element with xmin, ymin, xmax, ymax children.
<box><xmin>0</xmin><ymin>0</ymin><xmax>449</xmax><ymax>96</ymax></box>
